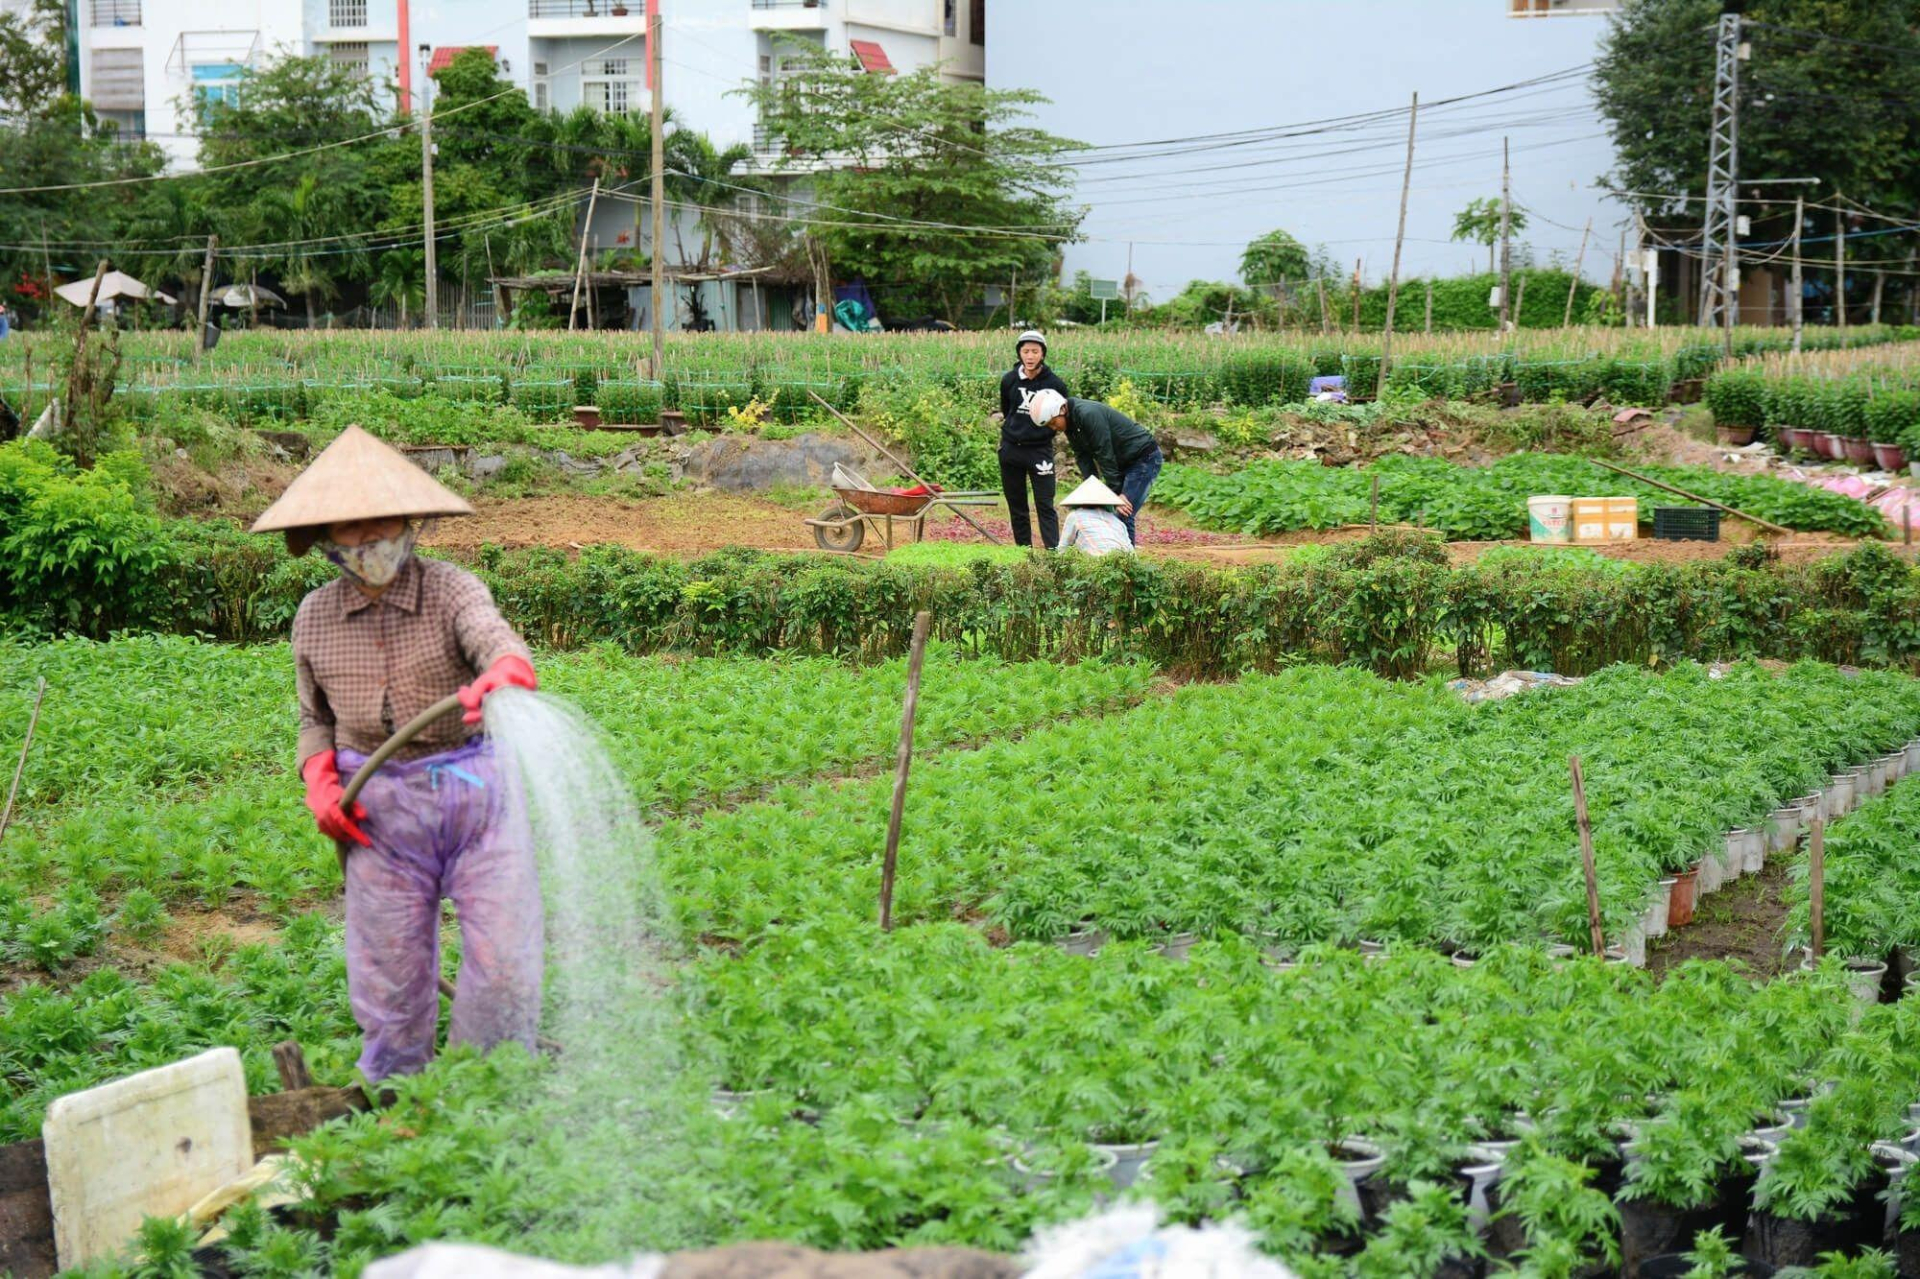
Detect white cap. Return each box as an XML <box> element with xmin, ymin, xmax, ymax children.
<box><xmin>1060</xmin><ymin>477</ymin><xmax>1123</xmax><ymax>507</ymax></box>
<box><xmin>1027</xmin><ymin>388</ymin><xmax>1068</xmax><ymax>426</ymax></box>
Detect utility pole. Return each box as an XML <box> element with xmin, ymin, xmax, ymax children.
<box><xmin>1697</xmin><ymin>7</ymin><xmax>1741</xmax><ymax>331</ymax></box>
<box><xmin>1835</xmin><ymin>201</ymin><xmax>1847</xmax><ymax>328</ymax></box>
<box><xmin>1563</xmin><ymin>217</ymin><xmax>1592</xmax><ymax>327</ymax></box>
<box><xmin>1497</xmin><ymin>136</ymin><xmax>1512</xmax><ymax>330</ymax></box>
<box><xmin>419</xmin><ymin>46</ymin><xmax>438</xmax><ymax>330</ymax></box>
<box><xmin>1790</xmin><ymin>194</ymin><xmax>1804</xmax><ymax>351</ymax></box>
<box><xmin>650</xmin><ymin>2</ymin><xmax>666</xmax><ymax>370</ymax></box>
<box><xmin>194</xmin><ymin>235</ymin><xmax>218</xmax><ymax>360</ymax></box>
<box><xmin>1377</xmin><ymin>92</ymin><xmax>1418</xmax><ymax>396</ymax></box>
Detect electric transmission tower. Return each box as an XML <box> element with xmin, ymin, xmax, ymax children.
<box><xmin>1697</xmin><ymin>6</ymin><xmax>1744</xmax><ymax>333</ymax></box>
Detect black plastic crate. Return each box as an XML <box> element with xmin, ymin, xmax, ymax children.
<box><xmin>1652</xmin><ymin>506</ymin><xmax>1721</xmax><ymax>542</ymax></box>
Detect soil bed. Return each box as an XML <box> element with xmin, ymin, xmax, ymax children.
<box><xmin>1647</xmin><ymin>856</ymin><xmax>1792</xmax><ymax>980</ymax></box>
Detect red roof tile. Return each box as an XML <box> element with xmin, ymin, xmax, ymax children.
<box><xmin>849</xmin><ymin>39</ymin><xmax>894</xmax><ymax>75</ymax></box>
<box><xmin>428</xmin><ymin>45</ymin><xmax>498</xmax><ymax>75</ymax></box>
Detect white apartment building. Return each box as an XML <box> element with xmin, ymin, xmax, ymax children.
<box><xmin>67</xmin><ymin>0</ymin><xmax>984</xmax><ymax>171</ymax></box>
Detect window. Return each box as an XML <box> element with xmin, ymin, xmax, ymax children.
<box><xmin>328</xmin><ymin>0</ymin><xmax>367</xmax><ymax>27</ymax></box>
<box><xmin>969</xmin><ymin>0</ymin><xmax>983</xmax><ymax>44</ymax></box>
<box><xmin>944</xmin><ymin>0</ymin><xmax>955</xmax><ymax>36</ymax></box>
<box><xmin>583</xmin><ymin>56</ymin><xmax>639</xmax><ymax>115</ymax></box>
<box><xmin>329</xmin><ymin>41</ymin><xmax>370</xmax><ymax>77</ymax></box>
<box><xmin>91</xmin><ymin>0</ymin><xmax>142</xmax><ymax>26</ymax></box>
<box><xmin>90</xmin><ymin>47</ymin><xmax>144</xmax><ymax>109</ymax></box>
<box><xmin>532</xmin><ymin>60</ymin><xmax>550</xmax><ymax>110</ymax></box>
<box><xmin>192</xmin><ymin>62</ymin><xmax>243</xmax><ymax>115</ymax></box>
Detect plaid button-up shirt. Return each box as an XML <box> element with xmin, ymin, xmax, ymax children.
<box><xmin>293</xmin><ymin>556</ymin><xmax>532</xmax><ymax>765</ymax></box>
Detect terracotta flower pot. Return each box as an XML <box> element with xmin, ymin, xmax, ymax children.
<box><xmin>1821</xmin><ymin>432</ymin><xmax>1848</xmax><ymax>460</ymax></box>
<box><xmin>1717</xmin><ymin>424</ymin><xmax>1756</xmax><ymax>446</ymax></box>
<box><xmin>1667</xmin><ymin>868</ymin><xmax>1699</xmax><ymax>928</ymax></box>
<box><xmin>1873</xmin><ymin>442</ymin><xmax>1909</xmax><ymax>471</ymax></box>
<box><xmin>1846</xmin><ymin>436</ymin><xmax>1878</xmax><ymax>465</ymax></box>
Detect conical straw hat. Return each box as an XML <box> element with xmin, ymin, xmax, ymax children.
<box><xmin>251</xmin><ymin>425</ymin><xmax>473</xmax><ymax>547</ymax></box>
<box><xmin>1060</xmin><ymin>477</ymin><xmax>1123</xmax><ymax>507</ymax></box>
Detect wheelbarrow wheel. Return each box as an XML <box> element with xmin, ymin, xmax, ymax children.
<box><xmin>812</xmin><ymin>503</ymin><xmax>865</xmax><ymax>553</ymax></box>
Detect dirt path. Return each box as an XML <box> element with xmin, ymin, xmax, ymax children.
<box><xmin>424</xmin><ymin>492</ymin><xmax>818</xmax><ymax>556</ymax></box>
<box><xmin>1647</xmin><ymin>858</ymin><xmax>1792</xmax><ymax>980</ymax></box>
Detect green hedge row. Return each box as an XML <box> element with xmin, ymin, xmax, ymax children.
<box><xmin>50</xmin><ymin>528</ymin><xmax>1920</xmax><ymax>682</ymax></box>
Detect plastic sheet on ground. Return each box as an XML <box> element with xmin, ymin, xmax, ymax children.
<box><xmin>360</xmin><ymin>1205</ymin><xmax>1296</xmax><ymax>1278</ymax></box>
<box><xmin>1776</xmin><ymin>465</ymin><xmax>1920</xmax><ymax>530</ymax></box>
<box><xmin>1446</xmin><ymin>670</ymin><xmax>1582</xmax><ymax>703</ymax></box>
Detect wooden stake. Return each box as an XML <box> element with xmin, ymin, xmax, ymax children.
<box><xmin>1809</xmin><ymin>815</ymin><xmax>1825</xmax><ymax>960</ymax></box>
<box><xmin>0</xmin><ymin>676</ymin><xmax>47</xmax><ymax>846</ymax></box>
<box><xmin>1350</xmin><ymin>258</ymin><xmax>1362</xmax><ymax>331</ymax></box>
<box><xmin>1376</xmin><ymin>92</ymin><xmax>1418</xmax><ymax>397</ymax></box>
<box><xmin>1424</xmin><ymin>278</ymin><xmax>1433</xmax><ymax>333</ymax></box>
<box><xmin>1370</xmin><ymin>474</ymin><xmax>1380</xmax><ymax>531</ymax></box>
<box><xmin>1570</xmin><ymin>755</ymin><xmax>1605</xmax><ymax>956</ymax></box>
<box><xmin>1905</xmin><ymin>505</ymin><xmax>1911</xmax><ymax>547</ymax></box>
<box><xmin>1316</xmin><ymin>277</ymin><xmax>1331</xmax><ymax>334</ymax></box>
<box><xmin>1586</xmin><ymin>457</ymin><xmax>1793</xmax><ymax>536</ymax></box>
<box><xmin>272</xmin><ymin>1040</ymin><xmax>314</xmax><ymax>1091</ymax></box>
<box><xmin>880</xmin><ymin>611</ymin><xmax>932</xmax><ymax>931</ymax></box>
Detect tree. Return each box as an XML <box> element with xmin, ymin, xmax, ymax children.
<box><xmin>1240</xmin><ymin>229</ymin><xmax>1310</xmax><ymax>293</ymax></box>
<box><xmin>369</xmin><ymin>248</ymin><xmax>424</xmax><ymax>327</ymax></box>
<box><xmin>1451</xmin><ymin>197</ymin><xmax>1526</xmax><ymax>274</ymax></box>
<box><xmin>744</xmin><ymin>43</ymin><xmax>1086</xmax><ymax>325</ymax></box>
<box><xmin>0</xmin><ymin>99</ymin><xmax>164</xmax><ymax>317</ymax></box>
<box><xmin>1594</xmin><ymin>0</ymin><xmax>1920</xmax><ymax>277</ymax></box>
<box><xmin>0</xmin><ymin>0</ymin><xmax>64</xmax><ymax>112</ymax></box>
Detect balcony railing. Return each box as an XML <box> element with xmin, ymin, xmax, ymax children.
<box><xmin>529</xmin><ymin>0</ymin><xmax>640</xmax><ymax>17</ymax></box>
<box><xmin>752</xmin><ymin>0</ymin><xmax>824</xmax><ymax>8</ymax></box>
<box><xmin>91</xmin><ymin>0</ymin><xmax>142</xmax><ymax>27</ymax></box>
<box><xmin>328</xmin><ymin>0</ymin><xmax>367</xmax><ymax>27</ymax></box>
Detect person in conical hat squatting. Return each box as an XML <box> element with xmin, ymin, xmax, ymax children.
<box><xmin>1025</xmin><ymin>387</ymin><xmax>1164</xmax><ymax>546</ymax></box>
<box><xmin>995</xmin><ymin>329</ymin><xmax>1071</xmax><ymax>549</ymax></box>
<box><xmin>1055</xmin><ymin>477</ymin><xmax>1136</xmax><ymax>558</ymax></box>
<box><xmin>252</xmin><ymin>425</ymin><xmax>542</xmax><ymax>1084</ymax></box>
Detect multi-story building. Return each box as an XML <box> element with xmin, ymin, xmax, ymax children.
<box><xmin>65</xmin><ymin>0</ymin><xmax>982</xmax><ymax>172</ymax></box>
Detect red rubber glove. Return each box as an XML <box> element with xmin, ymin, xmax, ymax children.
<box><xmin>459</xmin><ymin>654</ymin><xmax>538</xmax><ymax>725</ymax></box>
<box><xmin>302</xmin><ymin>749</ymin><xmax>370</xmax><ymax>847</ymax></box>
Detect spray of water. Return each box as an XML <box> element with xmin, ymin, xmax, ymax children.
<box><xmin>481</xmin><ymin>687</ymin><xmax>698</xmax><ymax>1254</ymax></box>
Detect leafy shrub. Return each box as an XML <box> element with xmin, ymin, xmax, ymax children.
<box><xmin>0</xmin><ymin>440</ymin><xmax>177</xmax><ymax>637</ymax></box>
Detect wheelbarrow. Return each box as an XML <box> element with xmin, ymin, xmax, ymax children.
<box><xmin>806</xmin><ymin>484</ymin><xmax>1000</xmax><ymax>553</ymax></box>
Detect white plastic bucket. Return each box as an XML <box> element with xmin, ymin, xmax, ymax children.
<box><xmin>1528</xmin><ymin>495</ymin><xmax>1574</xmax><ymax>544</ymax></box>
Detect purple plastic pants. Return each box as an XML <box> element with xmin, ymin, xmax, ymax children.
<box><xmin>336</xmin><ymin>738</ymin><xmax>544</xmax><ymax>1084</ymax></box>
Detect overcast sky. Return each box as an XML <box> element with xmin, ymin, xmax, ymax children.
<box><xmin>987</xmin><ymin>0</ymin><xmax>1631</xmax><ymax>301</ymax></box>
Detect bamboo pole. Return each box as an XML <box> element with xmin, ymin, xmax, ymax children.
<box><xmin>1585</xmin><ymin>457</ymin><xmax>1793</xmax><ymax>536</ymax></box>
<box><xmin>569</xmin><ymin>177</ymin><xmax>602</xmax><ymax>332</ymax></box>
<box><xmin>1570</xmin><ymin>755</ymin><xmax>1606</xmax><ymax>957</ymax></box>
<box><xmin>0</xmin><ymin>677</ymin><xmax>47</xmax><ymax>846</ymax></box>
<box><xmin>880</xmin><ymin>611</ymin><xmax>932</xmax><ymax>931</ymax></box>
<box><xmin>1563</xmin><ymin>218</ymin><xmax>1592</xmax><ymax>328</ymax></box>
<box><xmin>1376</xmin><ymin>92</ymin><xmax>1418</xmax><ymax>397</ymax></box>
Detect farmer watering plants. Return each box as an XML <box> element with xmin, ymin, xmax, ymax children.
<box><xmin>251</xmin><ymin>425</ymin><xmax>543</xmax><ymax>1085</ymax></box>
<box><xmin>996</xmin><ymin>329</ymin><xmax>1071</xmax><ymax>549</ymax></box>
<box><xmin>1026</xmin><ymin>387</ymin><xmax>1164</xmax><ymax>545</ymax></box>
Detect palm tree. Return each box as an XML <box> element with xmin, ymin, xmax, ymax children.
<box><xmin>665</xmin><ymin>131</ymin><xmax>761</xmax><ymax>270</ymax></box>
<box><xmin>369</xmin><ymin>248</ymin><xmax>425</xmax><ymax>327</ymax></box>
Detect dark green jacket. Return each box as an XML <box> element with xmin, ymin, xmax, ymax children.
<box><xmin>1064</xmin><ymin>398</ymin><xmax>1159</xmax><ymax>490</ymax></box>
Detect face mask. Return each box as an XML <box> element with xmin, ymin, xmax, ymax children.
<box><xmin>322</xmin><ymin>526</ymin><xmax>416</xmax><ymax>589</ymax></box>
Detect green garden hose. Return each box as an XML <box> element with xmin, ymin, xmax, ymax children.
<box><xmin>338</xmin><ymin>691</ymin><xmax>468</xmax><ymax>812</ymax></box>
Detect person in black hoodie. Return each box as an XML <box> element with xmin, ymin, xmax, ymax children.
<box><xmin>996</xmin><ymin>329</ymin><xmax>1070</xmax><ymax>549</ymax></box>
